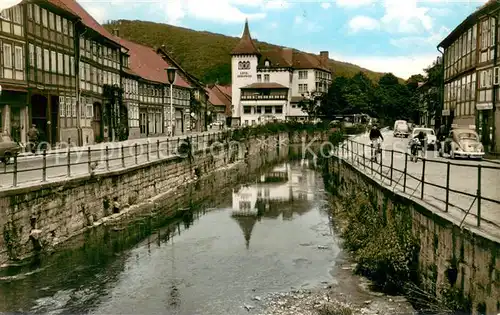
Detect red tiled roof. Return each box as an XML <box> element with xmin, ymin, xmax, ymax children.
<box><xmin>258</xmin><ymin>49</ymin><xmax>330</xmax><ymax>72</ymax></box>
<box><xmin>231</xmin><ymin>19</ymin><xmax>260</xmax><ymax>56</ymax></box>
<box><xmin>48</xmin><ymin>0</ymin><xmax>119</xmax><ymax>44</ymax></box>
<box><xmin>118</xmin><ymin>38</ymin><xmax>191</xmax><ymax>88</ymax></box>
<box><xmin>241</xmin><ymin>82</ymin><xmax>288</xmax><ymax>89</ymax></box>
<box><xmin>217</xmin><ymin>84</ymin><xmax>232</xmax><ymax>98</ymax></box>
<box><xmin>207</xmin><ymin>84</ymin><xmax>231</xmax><ymax>116</ymax></box>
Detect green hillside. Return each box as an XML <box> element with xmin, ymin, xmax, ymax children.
<box><xmin>104</xmin><ymin>20</ymin><xmax>394</xmax><ymax>85</ymax></box>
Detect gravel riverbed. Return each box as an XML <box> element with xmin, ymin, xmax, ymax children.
<box><xmin>245</xmin><ymin>254</ymin><xmax>417</xmax><ymax>315</ymax></box>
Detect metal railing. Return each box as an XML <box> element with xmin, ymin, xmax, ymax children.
<box><xmin>336</xmin><ymin>138</ymin><xmax>500</xmax><ymax>232</ymax></box>
<box><xmin>0</xmin><ymin>131</ymin><xmax>231</xmax><ymax>190</ymax></box>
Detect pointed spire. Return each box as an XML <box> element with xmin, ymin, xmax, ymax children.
<box><xmin>231</xmin><ymin>19</ymin><xmax>261</xmax><ymax>56</ymax></box>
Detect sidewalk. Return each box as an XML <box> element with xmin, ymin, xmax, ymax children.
<box><xmin>18</xmin><ymin>130</ymin><xmax>223</xmax><ymax>159</ymax></box>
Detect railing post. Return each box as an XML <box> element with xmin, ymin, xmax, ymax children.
<box><xmin>390</xmin><ymin>150</ymin><xmax>394</xmax><ymax>185</ymax></box>
<box><xmin>157</xmin><ymin>139</ymin><xmax>160</xmax><ymax>159</ymax></box>
<box><xmin>135</xmin><ymin>143</ymin><xmax>138</xmax><ymax>164</ymax></box>
<box><xmin>421</xmin><ymin>158</ymin><xmax>426</xmax><ymax>199</ymax></box>
<box><xmin>362</xmin><ymin>143</ymin><xmax>366</xmax><ymax>171</ymax></box>
<box><xmin>177</xmin><ymin>137</ymin><xmax>180</xmax><ymax>153</ymax></box>
<box><xmin>105</xmin><ymin>146</ymin><xmax>109</xmax><ymax>170</ymax></box>
<box><xmin>67</xmin><ymin>142</ymin><xmax>71</xmax><ymax>177</ymax></box>
<box><xmin>147</xmin><ymin>141</ymin><xmax>150</xmax><ymax>162</ymax></box>
<box><xmin>167</xmin><ymin>138</ymin><xmax>170</xmax><ymax>156</ymax></box>
<box><xmin>121</xmin><ymin>145</ymin><xmax>125</xmax><ymax>168</ymax></box>
<box><xmin>379</xmin><ymin>146</ymin><xmax>383</xmax><ymax>179</ymax></box>
<box><xmin>477</xmin><ymin>164</ymin><xmax>482</xmax><ymax>227</ymax></box>
<box><xmin>12</xmin><ymin>154</ymin><xmax>17</xmax><ymax>187</ymax></box>
<box><xmin>445</xmin><ymin>162</ymin><xmax>450</xmax><ymax>212</ymax></box>
<box><xmin>87</xmin><ymin>147</ymin><xmax>91</xmax><ymax>174</ymax></box>
<box><xmin>403</xmin><ymin>153</ymin><xmax>408</xmax><ymax>193</ymax></box>
<box><xmin>42</xmin><ymin>150</ymin><xmax>47</xmax><ymax>182</ymax></box>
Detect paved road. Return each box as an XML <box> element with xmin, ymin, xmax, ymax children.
<box><xmin>0</xmin><ymin>131</ymin><xmax>226</xmax><ymax>190</ymax></box>
<box><xmin>342</xmin><ymin>131</ymin><xmax>500</xmax><ymax>239</ymax></box>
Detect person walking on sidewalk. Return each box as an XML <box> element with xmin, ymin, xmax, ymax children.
<box><xmin>27</xmin><ymin>124</ymin><xmax>39</xmax><ymax>154</ymax></box>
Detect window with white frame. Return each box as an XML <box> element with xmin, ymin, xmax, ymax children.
<box><xmin>257</xmin><ymin>74</ymin><xmax>261</xmax><ymax>82</ymax></box>
<box><xmin>264</xmin><ymin>74</ymin><xmax>270</xmax><ymax>82</ymax></box>
<box><xmin>51</xmin><ymin>51</ymin><xmax>56</xmax><ymax>72</ymax></box>
<box><xmin>298</xmin><ymin>83</ymin><xmax>308</xmax><ymax>94</ymax></box>
<box><xmin>299</xmin><ymin>70</ymin><xmax>308</xmax><ymax>79</ymax></box>
<box><xmin>64</xmin><ymin>55</ymin><xmax>70</xmax><ymax>75</ymax></box>
<box><xmin>41</xmin><ymin>8</ymin><xmax>47</xmax><ymax>27</ymax></box>
<box><xmin>36</xmin><ymin>46</ymin><xmax>42</xmax><ymax>69</ymax></box>
<box><xmin>3</xmin><ymin>44</ymin><xmax>12</xmax><ymax>68</ymax></box>
<box><xmin>14</xmin><ymin>46</ymin><xmax>23</xmax><ymax>70</ymax></box>
<box><xmin>43</xmin><ymin>49</ymin><xmax>50</xmax><ymax>71</ymax></box>
<box><xmin>56</xmin><ymin>15</ymin><xmax>61</xmax><ymax>32</ymax></box>
<box><xmin>29</xmin><ymin>44</ymin><xmax>34</xmax><ymax>67</ymax></box>
<box><xmin>13</xmin><ymin>6</ymin><xmax>21</xmax><ymax>24</ymax></box>
<box><xmin>49</xmin><ymin>12</ymin><xmax>54</xmax><ymax>29</ymax></box>
<box><xmin>57</xmin><ymin>52</ymin><xmax>63</xmax><ymax>74</ymax></box>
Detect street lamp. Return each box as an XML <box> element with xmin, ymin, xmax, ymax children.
<box><xmin>166</xmin><ymin>67</ymin><xmax>177</xmax><ymax>136</ymax></box>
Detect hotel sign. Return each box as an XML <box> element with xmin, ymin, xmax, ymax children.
<box><xmin>237</xmin><ymin>71</ymin><xmax>252</xmax><ymax>78</ymax></box>
<box><xmin>476</xmin><ymin>103</ymin><xmax>493</xmax><ymax>110</ymax></box>
<box><xmin>442</xmin><ymin>109</ymin><xmax>450</xmax><ymax>116</ymax></box>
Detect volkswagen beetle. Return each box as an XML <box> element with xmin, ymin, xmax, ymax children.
<box><xmin>0</xmin><ymin>133</ymin><xmax>21</xmax><ymax>164</ymax></box>
<box><xmin>439</xmin><ymin>128</ymin><xmax>484</xmax><ymax>159</ymax></box>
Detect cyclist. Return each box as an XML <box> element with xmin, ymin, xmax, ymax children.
<box><xmin>410</xmin><ymin>131</ymin><xmax>426</xmax><ymax>159</ymax></box>
<box><xmin>369</xmin><ymin>125</ymin><xmax>384</xmax><ymax>160</ymax></box>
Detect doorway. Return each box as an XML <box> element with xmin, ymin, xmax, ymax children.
<box><xmin>31</xmin><ymin>94</ymin><xmax>48</xmax><ymax>144</ymax></box>
<box><xmin>93</xmin><ymin>102</ymin><xmax>102</xmax><ymax>142</ymax></box>
<box><xmin>50</xmin><ymin>95</ymin><xmax>59</xmax><ymax>146</ymax></box>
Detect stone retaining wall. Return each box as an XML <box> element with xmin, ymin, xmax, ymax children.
<box><xmin>325</xmin><ymin>157</ymin><xmax>499</xmax><ymax>315</ymax></box>
<box><xmin>0</xmin><ymin>131</ymin><xmax>326</xmax><ymax>266</ymax></box>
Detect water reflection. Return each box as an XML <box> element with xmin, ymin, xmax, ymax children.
<box><xmin>231</xmin><ymin>161</ymin><xmax>317</xmax><ymax>249</ymax></box>
<box><xmin>0</xmin><ymin>159</ymin><xmax>339</xmax><ymax>315</ymax></box>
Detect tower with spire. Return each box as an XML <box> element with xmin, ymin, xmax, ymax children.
<box><xmin>230</xmin><ymin>19</ymin><xmax>260</xmax><ymax>126</ymax></box>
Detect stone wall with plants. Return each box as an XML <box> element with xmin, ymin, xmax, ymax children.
<box><xmin>322</xmin><ymin>157</ymin><xmax>499</xmax><ymax>315</ymax></box>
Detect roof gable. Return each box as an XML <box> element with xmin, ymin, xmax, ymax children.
<box><xmin>119</xmin><ymin>38</ymin><xmax>190</xmax><ymax>87</ymax></box>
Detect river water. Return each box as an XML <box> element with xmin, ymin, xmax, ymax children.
<box><xmin>0</xmin><ymin>159</ymin><xmax>343</xmax><ymax>315</ymax></box>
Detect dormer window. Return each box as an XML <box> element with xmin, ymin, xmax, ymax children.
<box><xmin>264</xmin><ymin>60</ymin><xmax>270</xmax><ymax>67</ymax></box>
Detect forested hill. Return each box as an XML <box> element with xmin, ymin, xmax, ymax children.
<box><xmin>103</xmin><ymin>20</ymin><xmax>395</xmax><ymax>85</ymax></box>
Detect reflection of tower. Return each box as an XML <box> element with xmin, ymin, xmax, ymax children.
<box><xmin>169</xmin><ymin>225</ymin><xmax>180</xmax><ymax>308</ymax></box>
<box><xmin>231</xmin><ymin>214</ymin><xmax>258</xmax><ymax>249</ymax></box>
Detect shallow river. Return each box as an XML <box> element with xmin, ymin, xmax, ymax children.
<box><xmin>0</xmin><ymin>160</ymin><xmax>343</xmax><ymax>315</ymax></box>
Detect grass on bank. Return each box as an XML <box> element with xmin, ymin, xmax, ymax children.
<box><xmin>328</xmin><ymin>185</ymin><xmax>473</xmax><ymax>314</ymax></box>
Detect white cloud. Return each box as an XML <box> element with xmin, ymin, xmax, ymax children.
<box><xmin>335</xmin><ymin>0</ymin><xmax>375</xmax><ymax>8</ymax></box>
<box><xmin>78</xmin><ymin>3</ymin><xmax>108</xmax><ymax>23</ymax></box>
<box><xmin>381</xmin><ymin>0</ymin><xmax>433</xmax><ymax>34</ymax></box>
<box><xmin>329</xmin><ymin>51</ymin><xmax>438</xmax><ymax>79</ymax></box>
<box><xmin>348</xmin><ymin>16</ymin><xmax>380</xmax><ymax>33</ymax></box>
<box><xmin>270</xmin><ymin>22</ymin><xmax>279</xmax><ymax>28</ymax></box>
<box><xmin>390</xmin><ymin>26</ymin><xmax>450</xmax><ymax>49</ymax></box>
<box><xmin>321</xmin><ymin>2</ymin><xmax>332</xmax><ymax>9</ymax></box>
<box><xmin>155</xmin><ymin>0</ymin><xmax>268</xmax><ymax>26</ymax></box>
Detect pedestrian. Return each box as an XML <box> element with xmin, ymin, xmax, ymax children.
<box><xmin>28</xmin><ymin>124</ymin><xmax>39</xmax><ymax>154</ymax></box>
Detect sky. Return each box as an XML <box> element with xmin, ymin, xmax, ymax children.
<box><xmin>75</xmin><ymin>0</ymin><xmax>491</xmax><ymax>79</ymax></box>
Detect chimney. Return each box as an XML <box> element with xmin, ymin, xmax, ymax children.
<box><xmin>282</xmin><ymin>48</ymin><xmax>293</xmax><ymax>66</ymax></box>
<box><xmin>320</xmin><ymin>51</ymin><xmax>329</xmax><ymax>64</ymax></box>
<box><xmin>113</xmin><ymin>28</ymin><xmax>119</xmax><ymax>37</ymax></box>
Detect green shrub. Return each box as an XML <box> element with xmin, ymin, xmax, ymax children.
<box><xmin>337</xmin><ymin>189</ymin><xmax>419</xmax><ymax>293</ymax></box>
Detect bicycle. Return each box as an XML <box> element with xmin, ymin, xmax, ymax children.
<box><xmin>409</xmin><ymin>138</ymin><xmax>423</xmax><ymax>162</ymax></box>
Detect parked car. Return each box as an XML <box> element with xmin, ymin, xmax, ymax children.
<box><xmin>393</xmin><ymin>120</ymin><xmax>410</xmax><ymax>138</ymax></box>
<box><xmin>0</xmin><ymin>134</ymin><xmax>21</xmax><ymax>164</ymax></box>
<box><xmin>410</xmin><ymin>127</ymin><xmax>437</xmax><ymax>150</ymax></box>
<box><xmin>439</xmin><ymin>129</ymin><xmax>484</xmax><ymax>159</ymax></box>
